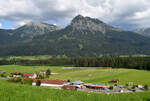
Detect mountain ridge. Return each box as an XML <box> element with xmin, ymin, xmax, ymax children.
<box><xmin>12</xmin><ymin>21</ymin><xmax>63</xmax><ymax>39</ymax></box>
<box><xmin>0</xmin><ymin>15</ymin><xmax>150</xmax><ymax>57</ymax></box>
<box><xmin>0</xmin><ymin>21</ymin><xmax>63</xmax><ymax>44</ymax></box>
<box><xmin>134</xmin><ymin>28</ymin><xmax>150</xmax><ymax>37</ymax></box>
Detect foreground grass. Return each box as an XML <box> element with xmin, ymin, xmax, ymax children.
<box><xmin>0</xmin><ymin>80</ymin><xmax>150</xmax><ymax>101</ymax></box>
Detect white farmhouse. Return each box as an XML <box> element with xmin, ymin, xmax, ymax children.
<box><xmin>32</xmin><ymin>79</ymin><xmax>66</xmax><ymax>87</ymax></box>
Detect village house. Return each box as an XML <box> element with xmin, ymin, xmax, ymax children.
<box><xmin>24</xmin><ymin>73</ymin><xmax>37</xmax><ymax>79</ymax></box>
<box><xmin>137</xmin><ymin>85</ymin><xmax>144</xmax><ymax>89</ymax></box>
<box><xmin>32</xmin><ymin>79</ymin><xmax>66</xmax><ymax>87</ymax></box>
<box><xmin>83</xmin><ymin>83</ymin><xmax>109</xmax><ymax>90</ymax></box>
<box><xmin>40</xmin><ymin>70</ymin><xmax>46</xmax><ymax>75</ymax></box>
<box><xmin>11</xmin><ymin>72</ymin><xmax>22</xmax><ymax>77</ymax></box>
<box><xmin>71</xmin><ymin>80</ymin><xmax>84</xmax><ymax>88</ymax></box>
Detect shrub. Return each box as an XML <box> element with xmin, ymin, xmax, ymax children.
<box><xmin>8</xmin><ymin>77</ymin><xmax>22</xmax><ymax>83</ymax></box>
<box><xmin>67</xmin><ymin>80</ymin><xmax>71</xmax><ymax>82</ymax></box>
<box><xmin>144</xmin><ymin>85</ymin><xmax>149</xmax><ymax>91</ymax></box>
<box><xmin>46</xmin><ymin>69</ymin><xmax>51</xmax><ymax>77</ymax></box>
<box><xmin>114</xmin><ymin>84</ymin><xmax>118</xmax><ymax>86</ymax></box>
<box><xmin>109</xmin><ymin>86</ymin><xmax>113</xmax><ymax>90</ymax></box>
<box><xmin>0</xmin><ymin>74</ymin><xmax>6</xmax><ymax>77</ymax></box>
<box><xmin>46</xmin><ymin>69</ymin><xmax>51</xmax><ymax>78</ymax></box>
<box><xmin>36</xmin><ymin>80</ymin><xmax>41</xmax><ymax>86</ymax></box>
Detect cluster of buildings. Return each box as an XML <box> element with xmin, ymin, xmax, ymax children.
<box><xmin>9</xmin><ymin>71</ymin><xmax>111</xmax><ymax>91</ymax></box>
<box><xmin>8</xmin><ymin>70</ymin><xmax>146</xmax><ymax>93</ymax></box>
<box><xmin>11</xmin><ymin>72</ymin><xmax>37</xmax><ymax>78</ymax></box>
<box><xmin>10</xmin><ymin>70</ymin><xmax>47</xmax><ymax>78</ymax></box>
<box><xmin>31</xmin><ymin>79</ymin><xmax>111</xmax><ymax>91</ymax></box>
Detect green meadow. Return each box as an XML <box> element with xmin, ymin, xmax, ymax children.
<box><xmin>0</xmin><ymin>65</ymin><xmax>150</xmax><ymax>85</ymax></box>
<box><xmin>0</xmin><ymin>65</ymin><xmax>150</xmax><ymax>101</ymax></box>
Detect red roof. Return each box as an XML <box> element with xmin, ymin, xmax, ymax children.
<box><xmin>24</xmin><ymin>73</ymin><xmax>34</xmax><ymax>77</ymax></box>
<box><xmin>32</xmin><ymin>79</ymin><xmax>66</xmax><ymax>85</ymax></box>
<box><xmin>103</xmin><ymin>67</ymin><xmax>112</xmax><ymax>69</ymax></box>
<box><xmin>40</xmin><ymin>70</ymin><xmax>46</xmax><ymax>72</ymax></box>
<box><xmin>62</xmin><ymin>85</ymin><xmax>77</xmax><ymax>90</ymax></box>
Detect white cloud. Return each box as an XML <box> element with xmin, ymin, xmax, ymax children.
<box><xmin>0</xmin><ymin>0</ymin><xmax>150</xmax><ymax>29</ymax></box>
<box><xmin>0</xmin><ymin>23</ymin><xmax>2</xmax><ymax>28</ymax></box>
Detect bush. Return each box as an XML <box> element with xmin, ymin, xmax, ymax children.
<box><xmin>114</xmin><ymin>84</ymin><xmax>118</xmax><ymax>86</ymax></box>
<box><xmin>46</xmin><ymin>69</ymin><xmax>51</xmax><ymax>78</ymax></box>
<box><xmin>67</xmin><ymin>80</ymin><xmax>71</xmax><ymax>82</ymax></box>
<box><xmin>36</xmin><ymin>80</ymin><xmax>41</xmax><ymax>86</ymax></box>
<box><xmin>144</xmin><ymin>85</ymin><xmax>149</xmax><ymax>91</ymax></box>
<box><xmin>109</xmin><ymin>86</ymin><xmax>113</xmax><ymax>90</ymax></box>
<box><xmin>0</xmin><ymin>74</ymin><xmax>6</xmax><ymax>77</ymax></box>
<box><xmin>8</xmin><ymin>77</ymin><xmax>22</xmax><ymax>83</ymax></box>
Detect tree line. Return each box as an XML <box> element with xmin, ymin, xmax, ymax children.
<box><xmin>73</xmin><ymin>57</ymin><xmax>150</xmax><ymax>70</ymax></box>
<box><xmin>0</xmin><ymin>56</ymin><xmax>150</xmax><ymax>70</ymax></box>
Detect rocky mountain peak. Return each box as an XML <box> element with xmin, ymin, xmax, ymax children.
<box><xmin>25</xmin><ymin>21</ymin><xmax>62</xmax><ymax>30</ymax></box>
<box><xmin>69</xmin><ymin>15</ymin><xmax>121</xmax><ymax>33</ymax></box>
<box><xmin>71</xmin><ymin>15</ymin><xmax>103</xmax><ymax>25</ymax></box>
<box><xmin>12</xmin><ymin>21</ymin><xmax>63</xmax><ymax>39</ymax></box>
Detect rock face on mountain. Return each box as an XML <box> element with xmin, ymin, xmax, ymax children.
<box><xmin>69</xmin><ymin>15</ymin><xmax>122</xmax><ymax>34</ymax></box>
<box><xmin>134</xmin><ymin>28</ymin><xmax>150</xmax><ymax>37</ymax></box>
<box><xmin>0</xmin><ymin>15</ymin><xmax>150</xmax><ymax>57</ymax></box>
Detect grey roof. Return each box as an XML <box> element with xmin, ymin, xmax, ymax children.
<box><xmin>63</xmin><ymin>82</ymin><xmax>71</xmax><ymax>85</ymax></box>
<box><xmin>72</xmin><ymin>80</ymin><xmax>84</xmax><ymax>84</ymax></box>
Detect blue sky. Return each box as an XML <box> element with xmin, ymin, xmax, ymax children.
<box><xmin>0</xmin><ymin>19</ymin><xmax>16</xmax><ymax>29</ymax></box>
<box><xmin>0</xmin><ymin>19</ymin><xmax>67</xmax><ymax>29</ymax></box>
<box><xmin>0</xmin><ymin>0</ymin><xmax>150</xmax><ymax>30</ymax></box>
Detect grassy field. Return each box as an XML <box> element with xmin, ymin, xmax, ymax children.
<box><xmin>0</xmin><ymin>65</ymin><xmax>150</xmax><ymax>85</ymax></box>
<box><xmin>0</xmin><ymin>65</ymin><xmax>150</xmax><ymax>101</ymax></box>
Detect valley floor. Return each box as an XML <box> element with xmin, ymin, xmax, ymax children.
<box><xmin>0</xmin><ymin>65</ymin><xmax>150</xmax><ymax>101</ymax></box>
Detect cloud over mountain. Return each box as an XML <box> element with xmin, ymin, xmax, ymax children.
<box><xmin>0</xmin><ymin>0</ymin><xmax>150</xmax><ymax>29</ymax></box>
